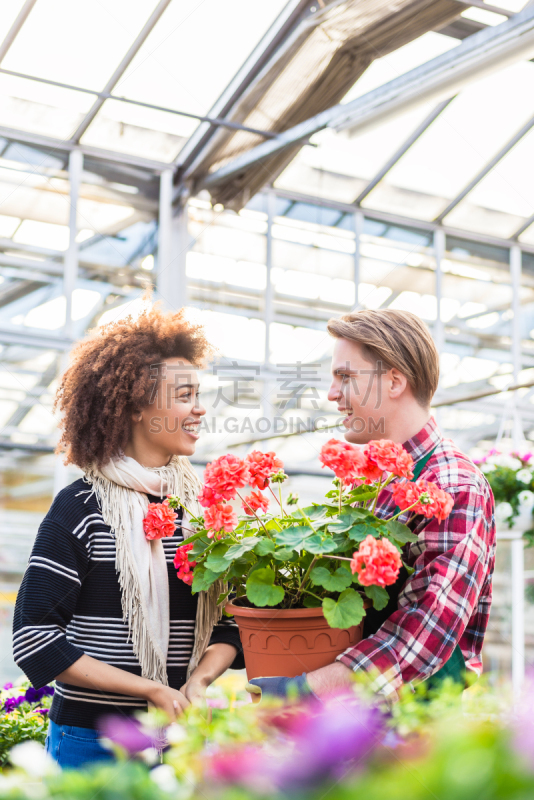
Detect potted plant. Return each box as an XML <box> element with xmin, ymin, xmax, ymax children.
<box><xmin>477</xmin><ymin>449</ymin><xmax>534</xmax><ymax>540</ymax></box>
<box><xmin>169</xmin><ymin>440</ymin><xmax>453</xmax><ymax>679</ymax></box>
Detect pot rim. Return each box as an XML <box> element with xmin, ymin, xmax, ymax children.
<box><xmin>225</xmin><ymin>601</ymin><xmax>329</xmax><ymax>618</ymax></box>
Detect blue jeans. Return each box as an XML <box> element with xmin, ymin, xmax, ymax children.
<box><xmin>45</xmin><ymin>719</ymin><xmax>114</xmax><ymax>769</ymax></box>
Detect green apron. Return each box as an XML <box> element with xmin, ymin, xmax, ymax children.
<box><xmin>362</xmin><ymin>445</ymin><xmax>466</xmax><ymax>690</ymax></box>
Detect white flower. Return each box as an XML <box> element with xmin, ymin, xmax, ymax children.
<box><xmin>151</xmin><ymin>765</ymin><xmax>181</xmax><ymax>794</ymax></box>
<box><xmin>166</xmin><ymin>722</ymin><xmax>187</xmax><ymax>745</ymax></box>
<box><xmin>495</xmin><ymin>502</ymin><xmax>514</xmax><ymax>522</ymax></box>
<box><xmin>519</xmin><ymin>490</ymin><xmax>534</xmax><ymax>507</ymax></box>
<box><xmin>517</xmin><ymin>469</ymin><xmax>533</xmax><ymax>485</ymax></box>
<box><xmin>497</xmin><ymin>455</ymin><xmax>523</xmax><ymax>470</ymax></box>
<box><xmin>9</xmin><ymin>741</ymin><xmax>59</xmax><ymax>778</ymax></box>
<box><xmin>480</xmin><ymin>461</ymin><xmax>496</xmax><ymax>474</ymax></box>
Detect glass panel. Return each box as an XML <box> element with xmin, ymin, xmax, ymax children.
<box><xmin>80</xmin><ymin>101</ymin><xmax>186</xmax><ymax>161</ymax></box>
<box><xmin>275</xmin><ymin>102</ymin><xmax>437</xmax><ymax>203</ymax></box>
<box><xmin>342</xmin><ymin>31</ymin><xmax>459</xmax><ymax>104</ymax></box>
<box><xmin>113</xmin><ymin>0</ymin><xmax>289</xmax><ymax>118</ymax></box>
<box><xmin>3</xmin><ymin>0</ymin><xmax>160</xmax><ymax>91</ymax></box>
<box><xmin>365</xmin><ymin>61</ymin><xmax>534</xmax><ymax>221</ymax></box>
<box><xmin>446</xmin><ymin>127</ymin><xmax>534</xmax><ymax>238</ymax></box>
<box><xmin>0</xmin><ymin>73</ymin><xmax>93</xmax><ymax>139</ymax></box>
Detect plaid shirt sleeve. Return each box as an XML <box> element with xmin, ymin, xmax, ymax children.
<box><xmin>336</xmin><ymin>474</ymin><xmax>495</xmax><ymax>698</ymax></box>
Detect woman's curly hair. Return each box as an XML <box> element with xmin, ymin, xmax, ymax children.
<box><xmin>54</xmin><ymin>305</ymin><xmax>213</xmax><ymax>470</ymax></box>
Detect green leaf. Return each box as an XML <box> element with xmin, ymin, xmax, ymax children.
<box><xmin>192</xmin><ymin>567</ymin><xmax>224</xmax><ymax>592</ymax></box>
<box><xmin>189</xmin><ymin>536</ymin><xmax>212</xmax><ymax>557</ymax></box>
<box><xmin>181</xmin><ymin>529</ymin><xmax>211</xmax><ymax>546</ymax></box>
<box><xmin>364</xmin><ymin>584</ymin><xmax>390</xmax><ymax>611</ymax></box>
<box><xmin>305</xmin><ymin>535</ymin><xmax>343</xmax><ymax>554</ymax></box>
<box><xmin>246</xmin><ymin>568</ymin><xmax>285</xmax><ymax>607</ymax></box>
<box><xmin>347</xmin><ymin>523</ymin><xmax>378</xmax><ymax>542</ymax></box>
<box><xmin>385</xmin><ymin>520</ymin><xmax>418</xmax><ymax>544</ymax></box>
<box><xmin>275</xmin><ymin>525</ymin><xmax>314</xmax><ymax>549</ymax></box>
<box><xmin>217</xmin><ymin>589</ymin><xmax>232</xmax><ymax>606</ymax></box>
<box><xmin>348</xmin><ymin>485</ymin><xmax>377</xmax><ymax>501</ymax></box>
<box><xmin>301</xmin><ymin>504</ymin><xmax>329</xmax><ymax>523</ymax></box>
<box><xmin>273</xmin><ymin>547</ymin><xmax>297</xmax><ymax>561</ymax></box>
<box><xmin>226</xmin><ymin>557</ymin><xmax>252</xmax><ymax>580</ymax></box>
<box><xmin>322</xmin><ymin>589</ymin><xmax>365</xmax><ymax>629</ymax></box>
<box><xmin>205</xmin><ymin>549</ymin><xmax>231</xmax><ymax>573</ymax></box>
<box><xmin>327</xmin><ymin>512</ymin><xmax>360</xmax><ymax>533</ymax></box>
<box><xmin>224</xmin><ymin>537</ymin><xmax>260</xmax><ymax>561</ymax></box>
<box><xmin>255</xmin><ymin>539</ymin><xmax>276</xmax><ymax>556</ymax></box>
<box><xmin>303</xmin><ymin>595</ymin><xmax>322</xmax><ymax>608</ymax></box>
<box><xmin>311</xmin><ymin>566</ymin><xmax>352</xmax><ymax>592</ymax></box>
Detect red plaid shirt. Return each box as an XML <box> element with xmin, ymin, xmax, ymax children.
<box><xmin>336</xmin><ymin>416</ymin><xmax>496</xmax><ymax>697</ymax></box>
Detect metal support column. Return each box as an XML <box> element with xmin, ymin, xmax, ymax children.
<box><xmin>433</xmin><ymin>229</ymin><xmax>445</xmax><ymax>427</ymax></box>
<box><xmin>55</xmin><ymin>148</ymin><xmax>82</xmax><ymax>496</ymax></box>
<box><xmin>510</xmin><ymin>244</ymin><xmax>525</xmax><ymax>699</ymax></box>
<box><xmin>353</xmin><ymin>209</ymin><xmax>363</xmax><ymax>310</ymax></box>
<box><xmin>157</xmin><ymin>170</ymin><xmax>187</xmax><ymax>311</ymax></box>
<box><xmin>263</xmin><ymin>191</ymin><xmax>276</xmax><ymax>425</ymax></box>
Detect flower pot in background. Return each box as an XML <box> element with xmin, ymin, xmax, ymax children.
<box><xmin>226</xmin><ymin>602</ymin><xmax>365</xmax><ymax>679</ymax></box>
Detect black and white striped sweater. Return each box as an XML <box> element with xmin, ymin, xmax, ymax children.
<box><xmin>13</xmin><ymin>478</ymin><xmax>243</xmax><ymax>729</ymax></box>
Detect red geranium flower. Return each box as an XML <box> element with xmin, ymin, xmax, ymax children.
<box><xmin>392</xmin><ymin>479</ymin><xmax>454</xmax><ymax>522</ymax></box>
<box><xmin>174</xmin><ymin>543</ymin><xmax>196</xmax><ymax>586</ymax></box>
<box><xmin>245</xmin><ymin>451</ymin><xmax>284</xmax><ymax>490</ymax></box>
<box><xmin>204</xmin><ymin>502</ymin><xmax>238</xmax><ymax>537</ymax></box>
<box><xmin>143</xmin><ymin>499</ymin><xmax>177</xmax><ymax>540</ymax></box>
<box><xmin>198</xmin><ymin>485</ymin><xmax>224</xmax><ymax>508</ymax></box>
<box><xmin>242</xmin><ymin>490</ymin><xmax>269</xmax><ymax>516</ymax></box>
<box><xmin>364</xmin><ymin>440</ymin><xmax>414</xmax><ymax>480</ymax></box>
<box><xmin>350</xmin><ymin>535</ymin><xmax>402</xmax><ymax>587</ymax></box>
<box><xmin>319</xmin><ymin>439</ymin><xmax>367</xmax><ymax>484</ymax></box>
<box><xmin>204</xmin><ymin>455</ymin><xmax>250</xmax><ymax>501</ymax></box>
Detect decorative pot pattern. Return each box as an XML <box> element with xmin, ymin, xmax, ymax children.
<box><xmin>226</xmin><ymin>603</ymin><xmax>365</xmax><ymax>679</ymax></box>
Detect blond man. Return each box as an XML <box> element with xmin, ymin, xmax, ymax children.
<box><xmin>250</xmin><ymin>309</ymin><xmax>495</xmax><ymax>700</ymax></box>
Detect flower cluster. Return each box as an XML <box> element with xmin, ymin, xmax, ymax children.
<box><xmin>1</xmin><ymin>684</ymin><xmax>54</xmax><ymax>714</ymax></box>
<box><xmin>350</xmin><ymin>535</ymin><xmax>402</xmax><ymax>587</ymax></box>
<box><xmin>173</xmin><ymin>544</ymin><xmax>196</xmax><ymax>585</ymax></box>
<box><xmin>243</xmin><ymin>489</ymin><xmax>270</xmax><ymax>516</ymax></box>
<box><xmin>319</xmin><ymin>438</ymin><xmax>414</xmax><ymax>485</ymax></box>
<box><xmin>204</xmin><ymin>503</ymin><xmax>238</xmax><ymax>536</ymax></box>
<box><xmin>246</xmin><ymin>451</ymin><xmax>284</xmax><ymax>490</ymax></box>
<box><xmin>203</xmin><ymin>454</ymin><xmax>250</xmax><ymax>502</ymax></box>
<box><xmin>392</xmin><ymin>479</ymin><xmax>454</xmax><ymax>522</ymax></box>
<box><xmin>143</xmin><ymin>499</ymin><xmax>178</xmax><ymax>540</ymax></box>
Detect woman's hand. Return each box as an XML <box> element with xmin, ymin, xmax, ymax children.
<box><xmin>180</xmin><ymin>677</ymin><xmax>208</xmax><ymax>704</ymax></box>
<box><xmin>145</xmin><ymin>683</ymin><xmax>190</xmax><ymax>721</ymax></box>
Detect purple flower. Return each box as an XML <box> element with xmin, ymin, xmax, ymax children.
<box><xmin>3</xmin><ymin>682</ymin><xmax>13</xmax><ymax>690</ymax></box>
<box><xmin>206</xmin><ymin>697</ymin><xmax>228</xmax><ymax>709</ymax></box>
<box><xmin>3</xmin><ymin>696</ymin><xmax>25</xmax><ymax>713</ymax></box>
<box><xmin>42</xmin><ymin>685</ymin><xmax>55</xmax><ymax>697</ymax></box>
<box><xmin>24</xmin><ymin>687</ymin><xmax>42</xmax><ymax>703</ymax></box>
<box><xmin>512</xmin><ymin>672</ymin><xmax>534</xmax><ymax>762</ymax></box>
<box><xmin>98</xmin><ymin>715</ymin><xmax>157</xmax><ymax>755</ymax></box>
<box><xmin>274</xmin><ymin>694</ymin><xmax>384</xmax><ymax>789</ymax></box>
<box><xmin>34</xmin><ymin>708</ymin><xmax>49</xmax><ymax>715</ymax></box>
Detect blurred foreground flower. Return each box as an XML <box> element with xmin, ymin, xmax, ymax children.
<box><xmin>99</xmin><ymin>715</ymin><xmax>160</xmax><ymax>757</ymax></box>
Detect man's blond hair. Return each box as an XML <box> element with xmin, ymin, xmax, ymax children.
<box><xmin>327</xmin><ymin>309</ymin><xmax>439</xmax><ymax>408</ymax></box>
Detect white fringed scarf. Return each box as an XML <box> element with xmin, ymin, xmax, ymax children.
<box><xmin>84</xmin><ymin>455</ymin><xmax>224</xmax><ymax>684</ymax></box>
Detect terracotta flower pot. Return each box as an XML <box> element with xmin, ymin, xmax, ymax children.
<box><xmin>226</xmin><ymin>602</ymin><xmax>365</xmax><ymax>679</ymax></box>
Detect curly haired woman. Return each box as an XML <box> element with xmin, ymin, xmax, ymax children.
<box><xmin>13</xmin><ymin>306</ymin><xmax>242</xmax><ymax>768</ymax></box>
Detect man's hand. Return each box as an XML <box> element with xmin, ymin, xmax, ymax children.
<box><xmin>144</xmin><ymin>683</ymin><xmax>190</xmax><ymax>721</ymax></box>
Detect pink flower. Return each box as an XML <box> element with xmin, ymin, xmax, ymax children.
<box><xmin>245</xmin><ymin>451</ymin><xmax>284</xmax><ymax>490</ymax></box>
<box><xmin>319</xmin><ymin>439</ymin><xmax>367</xmax><ymax>484</ymax></box>
<box><xmin>174</xmin><ymin>543</ymin><xmax>196</xmax><ymax>585</ymax></box>
<box><xmin>143</xmin><ymin>499</ymin><xmax>177</xmax><ymax>540</ymax></box>
<box><xmin>204</xmin><ymin>502</ymin><xmax>238</xmax><ymax>536</ymax></box>
<box><xmin>350</xmin><ymin>535</ymin><xmax>401</xmax><ymax>587</ymax></box>
<box><xmin>204</xmin><ymin>455</ymin><xmax>250</xmax><ymax>501</ymax></box>
<box><xmin>198</xmin><ymin>485</ymin><xmax>224</xmax><ymax>508</ymax></box>
<box><xmin>243</xmin><ymin>490</ymin><xmax>269</xmax><ymax>516</ymax></box>
<box><xmin>392</xmin><ymin>479</ymin><xmax>454</xmax><ymax>522</ymax></box>
<box><xmin>364</xmin><ymin>440</ymin><xmax>414</xmax><ymax>479</ymax></box>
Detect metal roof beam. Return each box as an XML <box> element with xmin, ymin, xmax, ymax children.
<box><xmin>0</xmin><ymin>125</ymin><xmax>170</xmax><ymax>171</ymax></box>
<box><xmin>70</xmin><ymin>0</ymin><xmax>173</xmax><ymax>144</ymax></box>
<box><xmin>435</xmin><ymin>112</ymin><xmax>534</xmax><ymax>223</ymax></box>
<box><xmin>0</xmin><ymin>68</ymin><xmax>277</xmax><ymax>141</ymax></box>
<box><xmin>0</xmin><ymin>0</ymin><xmax>37</xmax><ymax>64</ymax></box>
<box><xmin>176</xmin><ymin>0</ymin><xmax>314</xmax><ymax>176</ymax></box>
<box><xmin>199</xmin><ymin>5</ymin><xmax>534</xmax><ymax>192</ymax></box>
<box><xmin>355</xmin><ymin>97</ymin><xmax>455</xmax><ymax>206</ymax></box>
